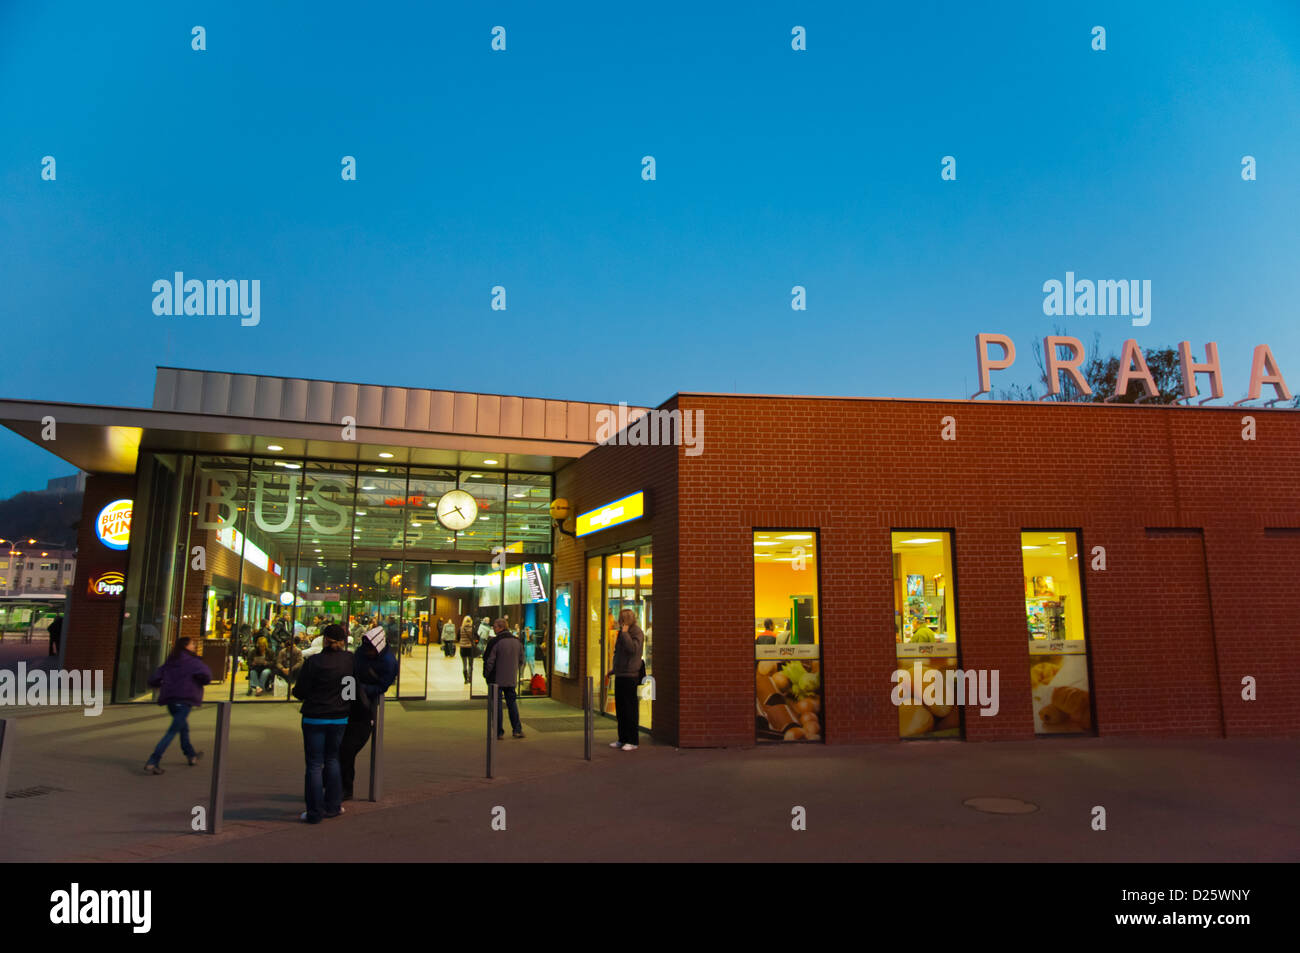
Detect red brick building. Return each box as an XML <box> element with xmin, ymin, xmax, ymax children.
<box><xmin>3</xmin><ymin>371</ymin><xmax>1296</xmax><ymax>745</ymax></box>
<box><xmin>554</xmin><ymin>394</ymin><xmax>1300</xmax><ymax>746</ymax></box>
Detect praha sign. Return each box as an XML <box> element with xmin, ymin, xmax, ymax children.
<box><xmin>974</xmin><ymin>334</ymin><xmax>1292</xmax><ymax>404</ymax></box>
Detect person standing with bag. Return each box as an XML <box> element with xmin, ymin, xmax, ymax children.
<box><xmin>607</xmin><ymin>609</ymin><xmax>645</xmax><ymax>751</ymax></box>
<box><xmin>482</xmin><ymin>618</ymin><xmax>525</xmax><ymax>739</ymax></box>
<box><xmin>291</xmin><ymin>624</ymin><xmax>353</xmax><ymax>823</ymax></box>
<box><xmin>338</xmin><ymin>626</ymin><xmax>398</xmax><ymax>802</ymax></box>
<box><xmin>143</xmin><ymin>637</ymin><xmax>211</xmax><ymax>774</ymax></box>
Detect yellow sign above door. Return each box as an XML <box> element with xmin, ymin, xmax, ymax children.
<box><xmin>575</xmin><ymin>491</ymin><xmax>646</xmax><ymax>537</ymax></box>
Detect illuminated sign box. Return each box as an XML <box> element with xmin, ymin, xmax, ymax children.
<box><xmin>575</xmin><ymin>491</ymin><xmax>646</xmax><ymax>537</ymax></box>
<box><xmin>88</xmin><ymin>571</ymin><xmax>126</xmax><ymax>598</ymax></box>
<box><xmin>95</xmin><ymin>499</ymin><xmax>133</xmax><ymax>550</ymax></box>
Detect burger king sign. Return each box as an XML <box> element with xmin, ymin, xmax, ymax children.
<box><xmin>95</xmin><ymin>499</ymin><xmax>133</xmax><ymax>550</ymax></box>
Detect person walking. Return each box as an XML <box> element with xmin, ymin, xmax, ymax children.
<box><xmin>143</xmin><ymin>637</ymin><xmax>211</xmax><ymax>774</ymax></box>
<box><xmin>482</xmin><ymin>618</ymin><xmax>525</xmax><ymax>739</ymax></box>
<box><xmin>607</xmin><ymin>609</ymin><xmax>645</xmax><ymax>751</ymax></box>
<box><xmin>291</xmin><ymin>623</ymin><xmax>353</xmax><ymax>823</ymax></box>
<box><xmin>46</xmin><ymin>613</ymin><xmax>62</xmax><ymax>657</ymax></box>
<box><xmin>456</xmin><ymin>614</ymin><xmax>476</xmax><ymax>684</ymax></box>
<box><xmin>338</xmin><ymin>625</ymin><xmax>398</xmax><ymax>802</ymax></box>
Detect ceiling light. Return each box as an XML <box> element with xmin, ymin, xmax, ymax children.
<box><xmin>1022</xmin><ymin>545</ymin><xmax>1041</xmax><ymax>550</ymax></box>
<box><xmin>479</xmin><ymin>516</ymin><xmax>488</xmax><ymax>521</ymax></box>
<box><xmin>753</xmin><ymin>541</ymin><xmax>779</xmax><ymax>547</ymax></box>
<box><xmin>356</xmin><ymin>511</ymin><xmax>366</xmax><ymax>516</ymax></box>
<box><xmin>267</xmin><ymin>444</ymin><xmax>283</xmax><ymax>452</ymax></box>
<box><xmin>900</xmin><ymin>537</ymin><xmax>941</xmax><ymax>545</ymax></box>
<box><xmin>375</xmin><ymin>468</ymin><xmax>388</xmax><ymax>473</ymax></box>
<box><xmin>483</xmin><ymin>459</ymin><xmax>498</xmax><ymax>465</ymax></box>
<box><xmin>411</xmin><ymin>521</ymin><xmax>421</xmax><ymax>527</ymax></box>
<box><xmin>378</xmin><ymin>452</ymin><xmax>394</xmax><ymax>459</ymax></box>
<box><xmin>777</xmin><ymin>534</ymin><xmax>813</xmax><ymax>540</ymax></box>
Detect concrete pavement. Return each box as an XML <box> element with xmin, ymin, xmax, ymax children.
<box><xmin>1</xmin><ymin>698</ymin><xmax>1296</xmax><ymax>862</ymax></box>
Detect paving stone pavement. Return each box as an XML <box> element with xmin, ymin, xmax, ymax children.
<box><xmin>2</xmin><ymin>698</ymin><xmax>1297</xmax><ymax>863</ymax></box>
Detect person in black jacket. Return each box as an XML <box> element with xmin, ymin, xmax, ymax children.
<box><xmin>292</xmin><ymin>623</ymin><xmax>353</xmax><ymax>823</ymax></box>
<box><xmin>339</xmin><ymin>626</ymin><xmax>398</xmax><ymax>801</ymax></box>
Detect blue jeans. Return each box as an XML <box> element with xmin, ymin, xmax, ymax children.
<box><xmin>248</xmin><ymin>668</ymin><xmax>272</xmax><ymax>693</ymax></box>
<box><xmin>302</xmin><ymin>722</ymin><xmax>346</xmax><ymax>822</ymax></box>
<box><xmin>147</xmin><ymin>703</ymin><xmax>195</xmax><ymax>764</ymax></box>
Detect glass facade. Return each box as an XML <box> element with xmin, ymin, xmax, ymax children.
<box><xmin>116</xmin><ymin>452</ymin><xmax>554</xmax><ymax>703</ymax></box>
<box><xmin>752</xmin><ymin>531</ymin><xmax>822</xmax><ymax>742</ymax></box>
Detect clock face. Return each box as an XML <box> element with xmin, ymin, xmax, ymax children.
<box><xmin>435</xmin><ymin>489</ymin><xmax>479</xmax><ymax>532</ymax></box>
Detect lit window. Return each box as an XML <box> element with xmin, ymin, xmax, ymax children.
<box><xmin>1022</xmin><ymin>531</ymin><xmax>1092</xmax><ymax>735</ymax></box>
<box><xmin>752</xmin><ymin>530</ymin><xmax>822</xmax><ymax>743</ymax></box>
<box><xmin>891</xmin><ymin>531</ymin><xmax>960</xmax><ymax>739</ymax></box>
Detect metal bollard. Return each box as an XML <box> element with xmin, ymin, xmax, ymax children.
<box><xmin>207</xmin><ymin>701</ymin><xmax>231</xmax><ymax>835</ymax></box>
<box><xmin>0</xmin><ymin>719</ymin><xmax>13</xmax><ymax>830</ymax></box>
<box><xmin>486</xmin><ymin>685</ymin><xmax>496</xmax><ymax>779</ymax></box>
<box><xmin>584</xmin><ymin>676</ymin><xmax>592</xmax><ymax>761</ymax></box>
<box><xmin>368</xmin><ymin>694</ymin><xmax>385</xmax><ymax>802</ymax></box>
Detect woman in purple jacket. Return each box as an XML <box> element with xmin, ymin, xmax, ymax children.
<box><xmin>143</xmin><ymin>637</ymin><xmax>213</xmax><ymax>774</ymax></box>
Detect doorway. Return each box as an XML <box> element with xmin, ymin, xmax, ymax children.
<box><xmin>351</xmin><ymin>558</ymin><xmax>495</xmax><ymax>700</ymax></box>
<box><xmin>585</xmin><ymin>541</ymin><xmax>652</xmax><ymax>729</ymax></box>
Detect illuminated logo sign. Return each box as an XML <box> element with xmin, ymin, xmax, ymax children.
<box><xmin>95</xmin><ymin>499</ymin><xmax>133</xmax><ymax>550</ymax></box>
<box><xmin>88</xmin><ymin>571</ymin><xmax>126</xmax><ymax>598</ymax></box>
<box><xmin>575</xmin><ymin>491</ymin><xmax>646</xmax><ymax>537</ymax></box>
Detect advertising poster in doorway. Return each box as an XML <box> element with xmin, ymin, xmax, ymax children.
<box><xmin>553</xmin><ymin>583</ymin><xmax>571</xmax><ymax>677</ymax></box>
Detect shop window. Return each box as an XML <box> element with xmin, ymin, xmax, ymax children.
<box><xmin>753</xmin><ymin>531</ymin><xmax>822</xmax><ymax>743</ymax></box>
<box><xmin>1022</xmin><ymin>531</ymin><xmax>1093</xmax><ymax>735</ymax></box>
<box><xmin>891</xmin><ymin>531</ymin><xmax>960</xmax><ymax>739</ymax></box>
<box><xmin>506</xmin><ymin>473</ymin><xmax>553</xmax><ymax>555</ymax></box>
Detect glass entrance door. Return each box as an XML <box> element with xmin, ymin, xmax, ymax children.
<box><xmin>351</xmin><ymin>557</ymin><xmax>420</xmax><ymax>697</ymax></box>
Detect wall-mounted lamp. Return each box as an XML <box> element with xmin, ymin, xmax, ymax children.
<box><xmin>550</xmin><ymin>498</ymin><xmax>576</xmax><ymax>538</ymax></box>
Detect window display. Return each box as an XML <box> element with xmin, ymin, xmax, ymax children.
<box><xmin>891</xmin><ymin>531</ymin><xmax>960</xmax><ymax>739</ymax></box>
<box><xmin>1022</xmin><ymin>531</ymin><xmax>1092</xmax><ymax>734</ymax></box>
<box><xmin>753</xmin><ymin>531</ymin><xmax>822</xmax><ymax>742</ymax></box>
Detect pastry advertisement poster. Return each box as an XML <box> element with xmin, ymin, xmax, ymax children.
<box><xmin>1030</xmin><ymin>654</ymin><xmax>1092</xmax><ymax>734</ymax></box>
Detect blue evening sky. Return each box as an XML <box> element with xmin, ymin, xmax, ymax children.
<box><xmin>2</xmin><ymin>2</ymin><xmax>1298</xmax><ymax>496</ymax></box>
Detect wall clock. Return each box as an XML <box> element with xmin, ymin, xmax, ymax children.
<box><xmin>435</xmin><ymin>489</ymin><xmax>478</xmax><ymax>531</ymax></box>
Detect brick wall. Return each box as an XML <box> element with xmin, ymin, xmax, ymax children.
<box><xmin>553</xmin><ymin>400</ymin><xmax>679</xmax><ymax>744</ymax></box>
<box><xmin>65</xmin><ymin>474</ymin><xmax>134</xmax><ymax>678</ymax></box>
<box><xmin>567</xmin><ymin>395</ymin><xmax>1300</xmax><ymax>746</ymax></box>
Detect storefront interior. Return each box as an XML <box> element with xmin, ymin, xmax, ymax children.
<box><xmin>116</xmin><ymin>452</ymin><xmax>555</xmax><ymax>703</ymax></box>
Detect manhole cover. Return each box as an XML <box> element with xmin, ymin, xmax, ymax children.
<box><xmin>5</xmin><ymin>785</ymin><xmax>66</xmax><ymax>800</ymax></box>
<box><xmin>963</xmin><ymin>796</ymin><xmax>1038</xmax><ymax>814</ymax></box>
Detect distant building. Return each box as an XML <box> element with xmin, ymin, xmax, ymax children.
<box><xmin>0</xmin><ymin>546</ymin><xmax>76</xmax><ymax>596</ymax></box>
<box><xmin>46</xmin><ymin>472</ymin><xmax>87</xmax><ymax>493</ymax></box>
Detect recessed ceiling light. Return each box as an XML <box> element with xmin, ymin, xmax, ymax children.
<box><xmin>314</xmin><ymin>549</ymin><xmax>322</xmax><ymax>553</ymax></box>
<box><xmin>267</xmin><ymin>444</ymin><xmax>284</xmax><ymax>452</ymax></box>
<box><xmin>469</xmin><ymin>473</ymin><xmax>481</xmax><ymax>479</ymax></box>
<box><xmin>378</xmin><ymin>452</ymin><xmax>394</xmax><ymax>459</ymax></box>
<box><xmin>479</xmin><ymin>516</ymin><xmax>488</xmax><ymax>521</ymax></box>
<box><xmin>1022</xmin><ymin>545</ymin><xmax>1041</xmax><ymax>550</ymax></box>
<box><xmin>777</xmin><ymin>534</ymin><xmax>813</xmax><ymax>540</ymax></box>
<box><xmin>278</xmin><ymin>462</ymin><xmax>302</xmax><ymax>469</ymax></box>
<box><xmin>901</xmin><ymin>537</ymin><xmax>941</xmax><ymax>545</ymax></box>
<box><xmin>356</xmin><ymin>510</ymin><xmax>366</xmax><ymax>516</ymax></box>
<box><xmin>512</xmin><ymin>492</ymin><xmax>526</xmax><ymax>498</ymax></box>
<box><xmin>411</xmin><ymin>521</ymin><xmax>421</xmax><ymax>527</ymax></box>
<box><xmin>375</xmin><ymin>468</ymin><xmax>388</xmax><ymax>473</ymax></box>
<box><xmin>483</xmin><ymin>459</ymin><xmax>498</xmax><ymax>465</ymax></box>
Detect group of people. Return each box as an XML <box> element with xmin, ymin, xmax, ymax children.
<box><xmin>140</xmin><ymin>608</ymin><xmax>647</xmax><ymax>820</ymax></box>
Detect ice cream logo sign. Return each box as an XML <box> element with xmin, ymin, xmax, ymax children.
<box><xmin>88</xmin><ymin>571</ymin><xmax>126</xmax><ymax>598</ymax></box>
<box><xmin>575</xmin><ymin>491</ymin><xmax>646</xmax><ymax>537</ymax></box>
<box><xmin>95</xmin><ymin>499</ymin><xmax>133</xmax><ymax>550</ymax></box>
